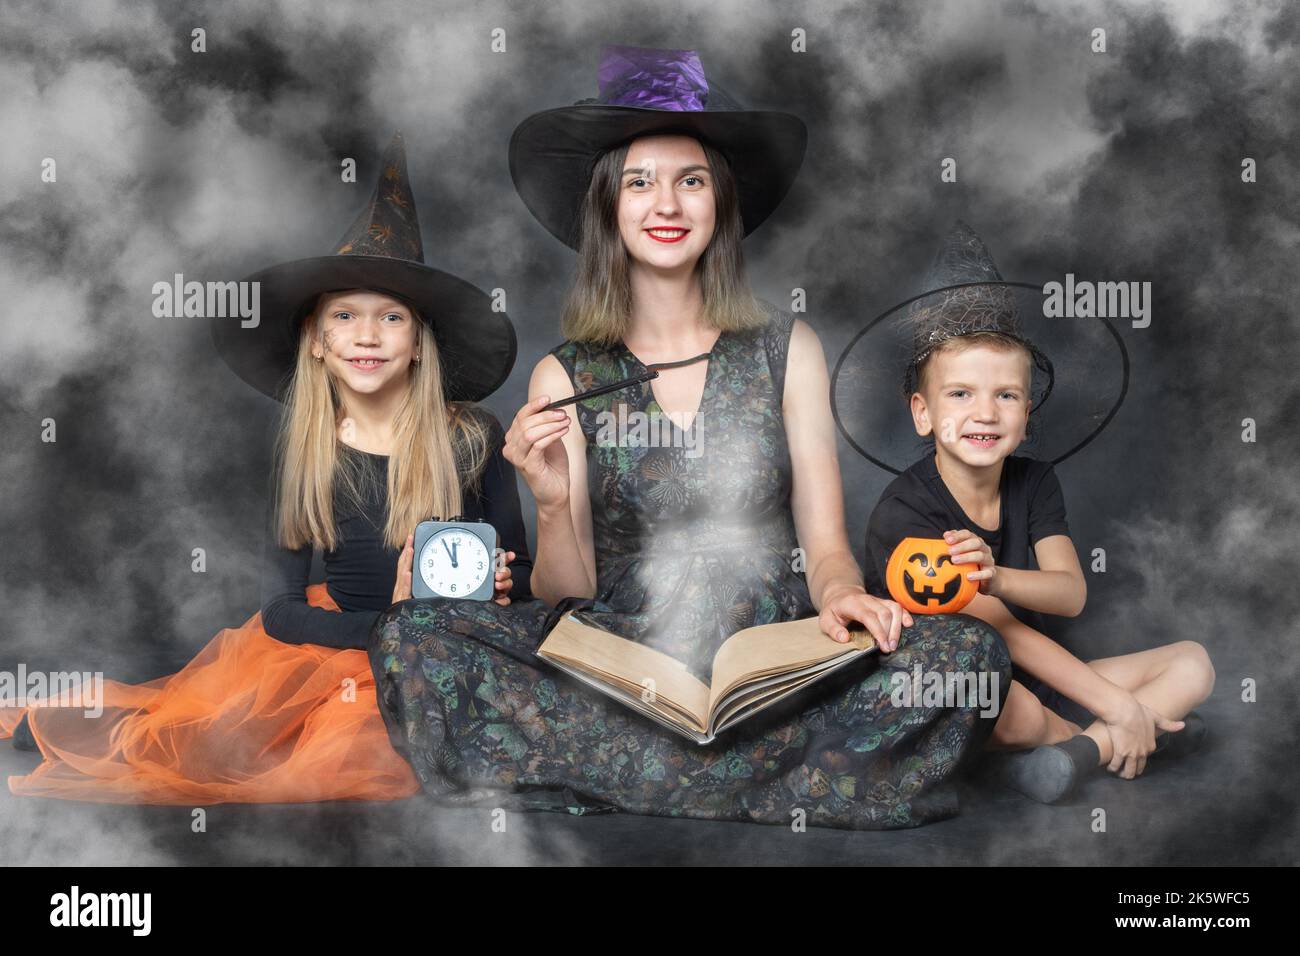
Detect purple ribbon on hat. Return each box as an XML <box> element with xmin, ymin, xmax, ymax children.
<box><xmin>596</xmin><ymin>44</ymin><xmax>709</xmax><ymax>111</ymax></box>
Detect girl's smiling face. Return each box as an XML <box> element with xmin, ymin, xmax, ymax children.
<box><xmin>617</xmin><ymin>134</ymin><xmax>716</xmax><ymax>272</ymax></box>
<box><xmin>911</xmin><ymin>343</ymin><xmax>1032</xmax><ymax>467</ymax></box>
<box><xmin>311</xmin><ymin>289</ymin><xmax>419</xmax><ymax>398</ymax></box>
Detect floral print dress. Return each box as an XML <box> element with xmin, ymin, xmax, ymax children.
<box><xmin>368</xmin><ymin>309</ymin><xmax>1012</xmax><ymax>829</ymax></box>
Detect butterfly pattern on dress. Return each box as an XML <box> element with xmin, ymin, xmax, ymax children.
<box><xmin>367</xmin><ymin>306</ymin><xmax>1013</xmax><ymax>830</ymax></box>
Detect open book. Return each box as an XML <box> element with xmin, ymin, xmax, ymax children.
<box><xmin>535</xmin><ymin>612</ymin><xmax>878</xmax><ymax>744</ymax></box>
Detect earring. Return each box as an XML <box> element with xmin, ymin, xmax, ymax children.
<box><xmin>414</xmin><ymin>354</ymin><xmax>421</xmax><ymax>363</ymax></box>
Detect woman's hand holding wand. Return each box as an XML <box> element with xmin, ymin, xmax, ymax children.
<box><xmin>504</xmin><ymin>395</ymin><xmax>572</xmax><ymax>512</ymax></box>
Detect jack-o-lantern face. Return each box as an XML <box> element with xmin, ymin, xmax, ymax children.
<box><xmin>885</xmin><ymin>537</ymin><xmax>978</xmax><ymax>615</ymax></box>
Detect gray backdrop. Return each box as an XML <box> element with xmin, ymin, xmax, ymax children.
<box><xmin>1</xmin><ymin>0</ymin><xmax>1296</xmax><ymax>864</ymax></box>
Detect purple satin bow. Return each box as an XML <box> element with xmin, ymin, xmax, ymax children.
<box><xmin>596</xmin><ymin>44</ymin><xmax>709</xmax><ymax>111</ymax></box>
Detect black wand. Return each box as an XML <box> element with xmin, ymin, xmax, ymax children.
<box><xmin>542</xmin><ymin>351</ymin><xmax>713</xmax><ymax>411</ymax></box>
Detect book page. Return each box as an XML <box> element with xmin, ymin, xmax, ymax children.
<box><xmin>710</xmin><ymin>651</ymin><xmax>878</xmax><ymax>734</ymax></box>
<box><xmin>713</xmin><ymin>669</ymin><xmax>829</xmax><ymax>732</ymax></box>
<box><xmin>708</xmin><ymin>618</ymin><xmax>875</xmax><ymax>717</ymax></box>
<box><xmin>537</xmin><ymin>613</ymin><xmax>712</xmax><ymax>727</ymax></box>
<box><xmin>541</xmin><ymin>657</ymin><xmax>712</xmax><ymax>742</ymax></box>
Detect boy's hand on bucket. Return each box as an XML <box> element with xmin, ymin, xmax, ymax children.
<box><xmin>944</xmin><ymin>529</ymin><xmax>996</xmax><ymax>595</ymax></box>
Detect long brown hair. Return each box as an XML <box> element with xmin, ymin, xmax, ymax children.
<box><xmin>272</xmin><ymin>293</ymin><xmax>492</xmax><ymax>552</ymax></box>
<box><xmin>560</xmin><ymin>136</ymin><xmax>770</xmax><ymax>345</ymax></box>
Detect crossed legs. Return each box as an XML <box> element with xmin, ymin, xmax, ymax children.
<box><xmin>989</xmin><ymin>640</ymin><xmax>1215</xmax><ymax>772</ymax></box>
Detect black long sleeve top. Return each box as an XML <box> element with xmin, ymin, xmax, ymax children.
<box><xmin>259</xmin><ymin>414</ymin><xmax>534</xmax><ymax>649</ymax></box>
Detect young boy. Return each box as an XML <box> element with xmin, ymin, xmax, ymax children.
<box><xmin>863</xmin><ymin>329</ymin><xmax>1214</xmax><ymax>803</ymax></box>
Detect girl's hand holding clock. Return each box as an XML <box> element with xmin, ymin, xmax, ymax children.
<box><xmin>392</xmin><ymin>535</ymin><xmax>515</xmax><ymax>605</ymax></box>
<box><xmin>492</xmin><ymin>551</ymin><xmax>516</xmax><ymax>605</ymax></box>
<box><xmin>392</xmin><ymin>533</ymin><xmax>415</xmax><ymax>604</ymax></box>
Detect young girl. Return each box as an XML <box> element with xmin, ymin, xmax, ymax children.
<box><xmin>0</xmin><ymin>132</ymin><xmax>534</xmax><ymax>804</ymax></box>
<box><xmin>366</xmin><ymin>45</ymin><xmax>1013</xmax><ymax>829</ymax></box>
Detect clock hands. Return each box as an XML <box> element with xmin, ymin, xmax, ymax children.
<box><xmin>413</xmin><ymin>520</ymin><xmax>497</xmax><ymax>601</ymax></box>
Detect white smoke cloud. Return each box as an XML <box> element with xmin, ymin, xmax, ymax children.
<box><xmin>0</xmin><ymin>0</ymin><xmax>1295</xmax><ymax>864</ymax></box>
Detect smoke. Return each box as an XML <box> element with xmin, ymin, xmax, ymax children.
<box><xmin>0</xmin><ymin>0</ymin><xmax>1296</xmax><ymax>863</ymax></box>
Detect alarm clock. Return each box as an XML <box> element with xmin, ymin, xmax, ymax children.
<box><xmin>411</xmin><ymin>517</ymin><xmax>500</xmax><ymax>601</ymax></box>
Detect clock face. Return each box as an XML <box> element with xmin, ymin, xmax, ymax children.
<box><xmin>417</xmin><ymin>528</ymin><xmax>491</xmax><ymax>598</ymax></box>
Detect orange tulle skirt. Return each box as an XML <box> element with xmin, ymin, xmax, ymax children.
<box><xmin>0</xmin><ymin>584</ymin><xmax>419</xmax><ymax>804</ymax></box>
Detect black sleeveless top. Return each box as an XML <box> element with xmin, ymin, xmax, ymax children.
<box><xmin>548</xmin><ymin>307</ymin><xmax>815</xmax><ymax>681</ymax></box>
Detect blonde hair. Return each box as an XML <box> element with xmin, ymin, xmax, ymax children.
<box><xmin>915</xmin><ymin>331</ymin><xmax>1032</xmax><ymax>396</ymax></box>
<box><xmin>559</xmin><ymin>138</ymin><xmax>770</xmax><ymax>346</ymax></box>
<box><xmin>272</xmin><ymin>293</ymin><xmax>492</xmax><ymax>552</ymax></box>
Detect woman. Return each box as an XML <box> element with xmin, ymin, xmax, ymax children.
<box><xmin>368</xmin><ymin>46</ymin><xmax>1013</xmax><ymax>829</ymax></box>
<box><xmin>0</xmin><ymin>132</ymin><xmax>535</xmax><ymax>804</ymax></box>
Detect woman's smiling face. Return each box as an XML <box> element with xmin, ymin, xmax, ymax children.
<box><xmin>311</xmin><ymin>289</ymin><xmax>419</xmax><ymax>398</ymax></box>
<box><xmin>616</xmin><ymin>134</ymin><xmax>716</xmax><ymax>272</ymax></box>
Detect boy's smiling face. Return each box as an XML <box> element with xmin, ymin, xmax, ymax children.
<box><xmin>910</xmin><ymin>340</ymin><xmax>1032</xmax><ymax>468</ymax></box>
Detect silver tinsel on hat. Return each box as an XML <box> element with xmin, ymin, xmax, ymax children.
<box><xmin>898</xmin><ymin>220</ymin><xmax>1054</xmax><ymax>406</ymax></box>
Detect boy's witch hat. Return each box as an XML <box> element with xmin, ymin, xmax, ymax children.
<box><xmin>899</xmin><ymin>221</ymin><xmax>1055</xmax><ymax>400</ymax></box>
<box><xmin>211</xmin><ymin>131</ymin><xmax>516</xmax><ymax>403</ymax></box>
<box><xmin>509</xmin><ymin>43</ymin><xmax>807</xmax><ymax>250</ymax></box>
<box><xmin>832</xmin><ymin>221</ymin><xmax>1128</xmax><ymax>474</ymax></box>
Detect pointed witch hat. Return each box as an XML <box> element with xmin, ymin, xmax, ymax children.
<box><xmin>899</xmin><ymin>220</ymin><xmax>1054</xmax><ymax>400</ymax></box>
<box><xmin>508</xmin><ymin>43</ymin><xmax>807</xmax><ymax>250</ymax></box>
<box><xmin>211</xmin><ymin>131</ymin><xmax>516</xmax><ymax>403</ymax></box>
<box><xmin>832</xmin><ymin>220</ymin><xmax>1129</xmax><ymax>474</ymax></box>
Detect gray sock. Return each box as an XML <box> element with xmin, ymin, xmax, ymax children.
<box><xmin>1057</xmin><ymin>732</ymin><xmax>1102</xmax><ymax>776</ymax></box>
<box><xmin>993</xmin><ymin>744</ymin><xmax>1079</xmax><ymax>804</ymax></box>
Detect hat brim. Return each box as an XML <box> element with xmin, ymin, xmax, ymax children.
<box><xmin>831</xmin><ymin>282</ymin><xmax>1131</xmax><ymax>474</ymax></box>
<box><xmin>210</xmin><ymin>255</ymin><xmax>516</xmax><ymax>403</ymax></box>
<box><xmin>509</xmin><ymin>105</ymin><xmax>807</xmax><ymax>250</ymax></box>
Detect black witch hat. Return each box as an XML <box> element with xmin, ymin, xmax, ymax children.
<box><xmin>211</xmin><ymin>131</ymin><xmax>516</xmax><ymax>403</ymax></box>
<box><xmin>509</xmin><ymin>43</ymin><xmax>807</xmax><ymax>250</ymax></box>
<box><xmin>832</xmin><ymin>221</ymin><xmax>1129</xmax><ymax>474</ymax></box>
<box><xmin>899</xmin><ymin>220</ymin><xmax>1054</xmax><ymax>401</ymax></box>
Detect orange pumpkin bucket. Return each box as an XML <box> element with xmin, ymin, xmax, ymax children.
<box><xmin>884</xmin><ymin>536</ymin><xmax>979</xmax><ymax>615</ymax></box>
